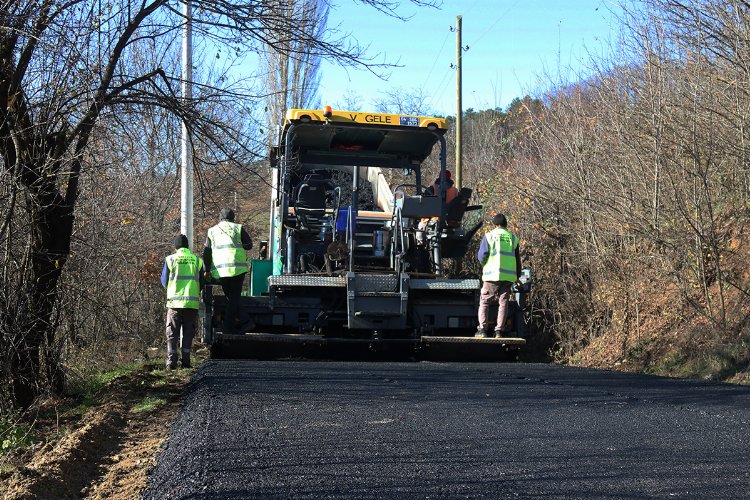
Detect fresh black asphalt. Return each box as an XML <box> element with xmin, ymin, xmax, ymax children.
<box><xmin>144</xmin><ymin>361</ymin><xmax>750</xmax><ymax>499</ymax></box>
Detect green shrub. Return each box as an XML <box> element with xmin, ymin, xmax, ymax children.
<box><xmin>0</xmin><ymin>416</ymin><xmax>35</xmax><ymax>456</ymax></box>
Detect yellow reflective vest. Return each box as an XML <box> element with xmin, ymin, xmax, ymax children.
<box><xmin>166</xmin><ymin>248</ymin><xmax>202</xmax><ymax>309</ymax></box>
<box><xmin>207</xmin><ymin>221</ymin><xmax>248</xmax><ymax>278</ymax></box>
<box><xmin>481</xmin><ymin>227</ymin><xmax>519</xmax><ymax>282</ymax></box>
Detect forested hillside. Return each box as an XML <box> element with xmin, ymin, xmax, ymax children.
<box><xmin>468</xmin><ymin>1</ymin><xmax>750</xmax><ymax>381</ymax></box>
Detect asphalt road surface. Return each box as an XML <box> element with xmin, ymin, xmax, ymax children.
<box><xmin>144</xmin><ymin>361</ymin><xmax>750</xmax><ymax>499</ymax></box>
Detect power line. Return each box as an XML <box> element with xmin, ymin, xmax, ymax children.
<box><xmin>427</xmin><ymin>64</ymin><xmax>455</xmax><ymax>113</ymax></box>
<box><xmin>426</xmin><ymin>0</ymin><xmax>524</xmax><ymax>114</ymax></box>
<box><xmin>466</xmin><ymin>0</ymin><xmax>523</xmax><ymax>49</ymax></box>
<box><xmin>421</xmin><ymin>29</ymin><xmax>452</xmax><ymax>90</ymax></box>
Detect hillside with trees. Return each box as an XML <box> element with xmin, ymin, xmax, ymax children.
<box><xmin>466</xmin><ymin>0</ymin><xmax>750</xmax><ymax>381</ymax></box>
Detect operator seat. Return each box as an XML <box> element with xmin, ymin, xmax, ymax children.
<box><xmin>443</xmin><ymin>187</ymin><xmax>473</xmax><ymax>228</ymax></box>
<box><xmin>294</xmin><ymin>175</ymin><xmax>329</xmax><ymax>233</ymax></box>
<box><xmin>439</xmin><ymin>187</ymin><xmax>483</xmax><ymax>260</ymax></box>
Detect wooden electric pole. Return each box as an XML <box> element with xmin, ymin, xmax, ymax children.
<box><xmin>455</xmin><ymin>15</ymin><xmax>463</xmax><ymax>190</ymax></box>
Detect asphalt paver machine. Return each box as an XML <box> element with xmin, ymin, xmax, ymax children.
<box><xmin>204</xmin><ymin>108</ymin><xmax>529</xmax><ymax>358</ymax></box>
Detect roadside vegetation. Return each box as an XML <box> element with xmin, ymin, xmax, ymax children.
<box><xmin>463</xmin><ymin>1</ymin><xmax>750</xmax><ymax>383</ymax></box>
<box><xmin>0</xmin><ymin>356</ymin><xmax>137</xmax><ymax>470</ymax></box>
<box><xmin>0</xmin><ymin>351</ymin><xmax>202</xmax><ymax>498</ymax></box>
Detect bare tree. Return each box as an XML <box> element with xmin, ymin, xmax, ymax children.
<box><xmin>0</xmin><ymin>0</ymin><xmax>440</xmax><ymax>408</ymax></box>
<box><xmin>467</xmin><ymin>0</ymin><xmax>750</xmax><ymax>363</ymax></box>
<box><xmin>373</xmin><ymin>86</ymin><xmax>434</xmax><ymax>115</ymax></box>
<box><xmin>261</xmin><ymin>0</ymin><xmax>328</xmax><ymax>140</ymax></box>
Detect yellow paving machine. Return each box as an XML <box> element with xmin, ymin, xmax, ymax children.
<box><xmin>203</xmin><ymin>108</ymin><xmax>530</xmax><ymax>359</ymax></box>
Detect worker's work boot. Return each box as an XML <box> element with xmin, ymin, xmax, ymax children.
<box><xmin>181</xmin><ymin>354</ymin><xmax>191</xmax><ymax>369</ymax></box>
<box><xmin>237</xmin><ymin>318</ymin><xmax>256</xmax><ymax>333</ymax></box>
<box><xmin>166</xmin><ymin>350</ymin><xmax>178</xmax><ymax>370</ymax></box>
<box><xmin>475</xmin><ymin>328</ymin><xmax>489</xmax><ymax>338</ymax></box>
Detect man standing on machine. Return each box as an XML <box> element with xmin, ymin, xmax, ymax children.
<box><xmin>476</xmin><ymin>213</ymin><xmax>521</xmax><ymax>338</ymax></box>
<box><xmin>203</xmin><ymin>208</ymin><xmax>254</xmax><ymax>335</ymax></box>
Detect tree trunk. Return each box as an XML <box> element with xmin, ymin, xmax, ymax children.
<box><xmin>11</xmin><ymin>192</ymin><xmax>73</xmax><ymax>407</ymax></box>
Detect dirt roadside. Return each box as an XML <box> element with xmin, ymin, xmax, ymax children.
<box><xmin>1</xmin><ymin>358</ymin><xmax>196</xmax><ymax>500</ymax></box>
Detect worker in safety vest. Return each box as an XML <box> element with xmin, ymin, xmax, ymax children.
<box><xmin>476</xmin><ymin>213</ymin><xmax>522</xmax><ymax>338</ymax></box>
<box><xmin>161</xmin><ymin>234</ymin><xmax>204</xmax><ymax>369</ymax></box>
<box><xmin>417</xmin><ymin>169</ymin><xmax>460</xmax><ymax>245</ymax></box>
<box><xmin>203</xmin><ymin>208</ymin><xmax>253</xmax><ymax>335</ymax></box>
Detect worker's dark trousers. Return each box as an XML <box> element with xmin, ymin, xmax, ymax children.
<box><xmin>220</xmin><ymin>273</ymin><xmax>246</xmax><ymax>335</ymax></box>
<box><xmin>165</xmin><ymin>308</ymin><xmax>197</xmax><ymax>366</ymax></box>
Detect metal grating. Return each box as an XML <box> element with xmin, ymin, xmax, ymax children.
<box><xmin>409</xmin><ymin>279</ymin><xmax>480</xmax><ymax>290</ymax></box>
<box><xmin>352</xmin><ymin>273</ymin><xmax>399</xmax><ymax>293</ymax></box>
<box><xmin>269</xmin><ymin>275</ymin><xmax>346</xmax><ymax>287</ymax></box>
<box><xmin>421</xmin><ymin>336</ymin><xmax>526</xmax><ymax>345</ymax></box>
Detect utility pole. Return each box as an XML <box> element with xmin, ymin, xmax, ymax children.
<box><xmin>455</xmin><ymin>15</ymin><xmax>463</xmax><ymax>190</ymax></box>
<box><xmin>180</xmin><ymin>0</ymin><xmax>194</xmax><ymax>248</ymax></box>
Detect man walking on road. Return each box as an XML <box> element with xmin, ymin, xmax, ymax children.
<box><xmin>161</xmin><ymin>234</ymin><xmax>204</xmax><ymax>369</ymax></box>
<box><xmin>476</xmin><ymin>213</ymin><xmax>521</xmax><ymax>338</ymax></box>
<box><xmin>203</xmin><ymin>208</ymin><xmax>253</xmax><ymax>335</ymax></box>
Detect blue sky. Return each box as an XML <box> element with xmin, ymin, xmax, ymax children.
<box><xmin>318</xmin><ymin>0</ymin><xmax>619</xmax><ymax>115</ymax></box>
